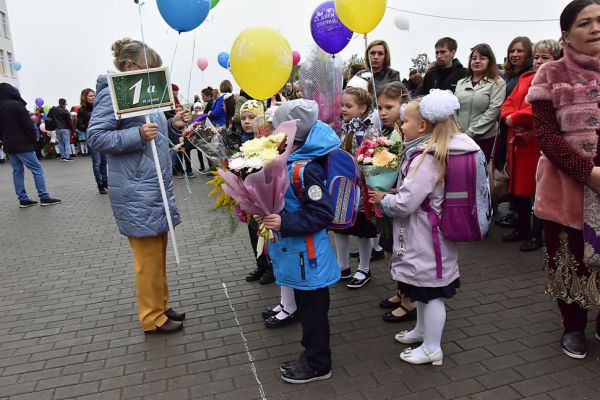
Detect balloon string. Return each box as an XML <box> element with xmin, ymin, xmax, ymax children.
<box><xmin>186</xmin><ymin>34</ymin><xmax>197</xmax><ymax>106</ymax></box>
<box><xmin>365</xmin><ymin>33</ymin><xmax>379</xmax><ymax>114</ymax></box>
<box><xmin>137</xmin><ymin>3</ymin><xmax>192</xmax><ymax>197</ymax></box>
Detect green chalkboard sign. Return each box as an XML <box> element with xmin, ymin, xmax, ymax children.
<box><xmin>107</xmin><ymin>67</ymin><xmax>175</xmax><ymax>119</ymax></box>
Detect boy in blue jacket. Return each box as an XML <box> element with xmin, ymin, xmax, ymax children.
<box><xmin>259</xmin><ymin>100</ymin><xmax>341</xmax><ymax>383</ymax></box>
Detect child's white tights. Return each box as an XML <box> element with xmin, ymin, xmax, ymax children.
<box><xmin>273</xmin><ymin>286</ymin><xmax>297</xmax><ymax>320</ymax></box>
<box><xmin>333</xmin><ymin>233</ymin><xmax>373</xmax><ymax>273</ymax></box>
<box><xmin>403</xmin><ymin>299</ymin><xmax>446</xmax><ymax>356</ymax></box>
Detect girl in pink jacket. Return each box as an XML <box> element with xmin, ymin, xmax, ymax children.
<box><xmin>370</xmin><ymin>90</ymin><xmax>479</xmax><ymax>366</ymax></box>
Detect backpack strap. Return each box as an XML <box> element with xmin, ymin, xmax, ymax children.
<box><xmin>421</xmin><ymin>198</ymin><xmax>443</xmax><ymax>280</ymax></box>
<box><xmin>405</xmin><ymin>150</ymin><xmax>444</xmax><ymax>279</ymax></box>
<box><xmin>291</xmin><ymin>160</ymin><xmax>318</xmax><ymax>268</ymax></box>
<box><xmin>292</xmin><ymin>160</ymin><xmax>309</xmax><ymax>199</ymax></box>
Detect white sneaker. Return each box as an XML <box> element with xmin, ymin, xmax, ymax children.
<box><xmin>395</xmin><ymin>330</ymin><xmax>424</xmax><ymax>344</ymax></box>
<box><xmin>400</xmin><ymin>346</ymin><xmax>443</xmax><ymax>366</ymax></box>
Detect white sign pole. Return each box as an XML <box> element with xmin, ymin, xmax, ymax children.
<box><xmin>145</xmin><ymin>114</ymin><xmax>180</xmax><ymax>265</ymax></box>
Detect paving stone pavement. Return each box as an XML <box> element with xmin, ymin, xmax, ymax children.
<box><xmin>0</xmin><ymin>156</ymin><xmax>599</xmax><ymax>400</ymax></box>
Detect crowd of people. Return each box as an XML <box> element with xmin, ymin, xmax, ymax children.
<box><xmin>0</xmin><ymin>0</ymin><xmax>598</xmax><ymax>385</ymax></box>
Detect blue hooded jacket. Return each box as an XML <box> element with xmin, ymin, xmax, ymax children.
<box><xmin>268</xmin><ymin>121</ymin><xmax>341</xmax><ymax>290</ymax></box>
<box><xmin>87</xmin><ymin>75</ymin><xmax>181</xmax><ymax>238</ymax></box>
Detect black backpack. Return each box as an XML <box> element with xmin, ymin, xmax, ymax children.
<box><xmin>44</xmin><ymin>107</ymin><xmax>57</xmax><ymax>131</ymax></box>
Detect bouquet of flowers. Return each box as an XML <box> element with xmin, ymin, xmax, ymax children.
<box><xmin>218</xmin><ymin>120</ymin><xmax>297</xmax><ymax>257</ymax></box>
<box><xmin>185</xmin><ymin>115</ymin><xmax>242</xmax><ymax>162</ymax></box>
<box><xmin>202</xmin><ymin>169</ymin><xmax>251</xmax><ymax>241</ymax></box>
<box><xmin>356</xmin><ymin>136</ymin><xmax>403</xmax><ymax>216</ymax></box>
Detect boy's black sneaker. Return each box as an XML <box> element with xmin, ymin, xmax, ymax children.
<box><xmin>19</xmin><ymin>199</ymin><xmax>38</xmax><ymax>208</ymax></box>
<box><xmin>281</xmin><ymin>361</ymin><xmax>331</xmax><ymax>384</ymax></box>
<box><xmin>350</xmin><ymin>250</ymin><xmax>359</xmax><ymax>258</ymax></box>
<box><xmin>98</xmin><ymin>185</ymin><xmax>108</xmax><ymax>194</ymax></box>
<box><xmin>40</xmin><ymin>198</ymin><xmax>62</xmax><ymax>206</ymax></box>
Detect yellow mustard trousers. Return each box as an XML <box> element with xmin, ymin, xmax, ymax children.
<box><xmin>128</xmin><ymin>233</ymin><xmax>170</xmax><ymax>331</ymax></box>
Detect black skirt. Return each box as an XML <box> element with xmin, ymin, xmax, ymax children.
<box><xmin>398</xmin><ymin>278</ymin><xmax>461</xmax><ymax>303</ymax></box>
<box><xmin>335</xmin><ymin>212</ymin><xmax>378</xmax><ymax>238</ymax></box>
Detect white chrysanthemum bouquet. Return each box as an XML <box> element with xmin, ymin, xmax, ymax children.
<box><xmin>218</xmin><ymin>122</ymin><xmax>297</xmax><ymax>257</ymax></box>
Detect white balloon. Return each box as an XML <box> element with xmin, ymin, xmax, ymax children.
<box><xmin>394</xmin><ymin>15</ymin><xmax>410</xmax><ymax>31</ymax></box>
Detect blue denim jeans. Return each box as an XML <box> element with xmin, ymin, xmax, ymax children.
<box><xmin>88</xmin><ymin>146</ymin><xmax>107</xmax><ymax>186</ymax></box>
<box><xmin>8</xmin><ymin>151</ymin><xmax>50</xmax><ymax>201</ymax></box>
<box><xmin>55</xmin><ymin>129</ymin><xmax>71</xmax><ymax>159</ymax></box>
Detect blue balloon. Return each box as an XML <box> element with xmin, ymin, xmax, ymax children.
<box><xmin>311</xmin><ymin>1</ymin><xmax>353</xmax><ymax>54</ymax></box>
<box><xmin>13</xmin><ymin>61</ymin><xmax>22</xmax><ymax>71</ymax></box>
<box><xmin>217</xmin><ymin>52</ymin><xmax>230</xmax><ymax>69</ymax></box>
<box><xmin>156</xmin><ymin>0</ymin><xmax>210</xmax><ymax>33</ymax></box>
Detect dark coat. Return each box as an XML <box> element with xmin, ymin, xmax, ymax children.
<box><xmin>76</xmin><ymin>103</ymin><xmax>93</xmax><ymax>132</ymax></box>
<box><xmin>53</xmin><ymin>105</ymin><xmax>72</xmax><ymax>130</ymax></box>
<box><xmin>416</xmin><ymin>59</ymin><xmax>467</xmax><ymax>95</ymax></box>
<box><xmin>358</xmin><ymin>67</ymin><xmax>401</xmax><ymax>95</ymax></box>
<box><xmin>0</xmin><ymin>83</ymin><xmax>36</xmax><ymax>154</ymax></box>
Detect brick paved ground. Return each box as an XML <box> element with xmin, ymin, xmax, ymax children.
<box><xmin>0</xmin><ymin>156</ymin><xmax>599</xmax><ymax>400</ymax></box>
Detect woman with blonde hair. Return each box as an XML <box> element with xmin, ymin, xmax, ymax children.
<box><xmin>87</xmin><ymin>38</ymin><xmax>189</xmax><ymax>334</ymax></box>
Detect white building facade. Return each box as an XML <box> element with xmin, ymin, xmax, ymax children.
<box><xmin>0</xmin><ymin>0</ymin><xmax>18</xmax><ymax>86</ymax></box>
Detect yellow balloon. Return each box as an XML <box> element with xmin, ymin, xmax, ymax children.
<box><xmin>230</xmin><ymin>27</ymin><xmax>292</xmax><ymax>101</ymax></box>
<box><xmin>335</xmin><ymin>0</ymin><xmax>387</xmax><ymax>34</ymax></box>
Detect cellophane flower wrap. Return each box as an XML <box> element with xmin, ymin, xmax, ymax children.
<box><xmin>218</xmin><ymin>120</ymin><xmax>297</xmax><ymax>258</ymax></box>
<box><xmin>357</xmin><ymin>136</ymin><xmax>404</xmax><ymax>218</ymax></box>
<box><xmin>185</xmin><ymin>114</ymin><xmax>241</xmax><ymax>162</ymax></box>
<box><xmin>357</xmin><ymin>136</ymin><xmax>403</xmax><ymax>191</ymax></box>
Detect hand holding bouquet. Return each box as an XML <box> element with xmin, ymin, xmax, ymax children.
<box><xmin>357</xmin><ymin>136</ymin><xmax>403</xmax><ymax>217</ymax></box>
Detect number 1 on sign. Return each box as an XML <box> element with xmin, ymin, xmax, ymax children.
<box><xmin>129</xmin><ymin>79</ymin><xmax>143</xmax><ymax>105</ymax></box>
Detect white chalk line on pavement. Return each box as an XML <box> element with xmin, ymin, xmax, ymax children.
<box><xmin>221</xmin><ymin>282</ymin><xmax>267</xmax><ymax>400</ymax></box>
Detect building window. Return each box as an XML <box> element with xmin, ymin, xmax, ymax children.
<box><xmin>0</xmin><ymin>50</ymin><xmax>5</xmax><ymax>76</ymax></box>
<box><xmin>7</xmin><ymin>52</ymin><xmax>14</xmax><ymax>77</ymax></box>
<box><xmin>0</xmin><ymin>12</ymin><xmax>8</xmax><ymax>39</ymax></box>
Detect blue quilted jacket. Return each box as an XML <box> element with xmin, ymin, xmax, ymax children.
<box><xmin>87</xmin><ymin>75</ymin><xmax>181</xmax><ymax>238</ymax></box>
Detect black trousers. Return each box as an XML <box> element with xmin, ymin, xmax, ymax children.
<box><xmin>558</xmin><ymin>299</ymin><xmax>600</xmax><ymax>333</ymax></box>
<box><xmin>294</xmin><ymin>287</ymin><xmax>332</xmax><ymax>373</ymax></box>
<box><xmin>183</xmin><ymin>148</ymin><xmax>206</xmax><ymax>172</ymax></box>
<box><xmin>247</xmin><ymin>224</ymin><xmax>272</xmax><ymax>272</ymax></box>
<box><xmin>514</xmin><ymin>195</ymin><xmax>543</xmax><ymax>238</ymax></box>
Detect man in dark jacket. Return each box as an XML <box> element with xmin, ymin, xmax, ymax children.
<box><xmin>416</xmin><ymin>37</ymin><xmax>467</xmax><ymax>96</ymax></box>
<box><xmin>0</xmin><ymin>83</ymin><xmax>61</xmax><ymax>208</ymax></box>
<box><xmin>53</xmin><ymin>98</ymin><xmax>73</xmax><ymax>161</ymax></box>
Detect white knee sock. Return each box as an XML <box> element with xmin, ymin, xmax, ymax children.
<box><xmin>333</xmin><ymin>233</ymin><xmax>350</xmax><ymax>271</ymax></box>
<box><xmin>276</xmin><ymin>286</ymin><xmax>297</xmax><ymax>320</ymax></box>
<box><xmin>357</xmin><ymin>237</ymin><xmax>373</xmax><ymax>273</ymax></box>
<box><xmin>372</xmin><ymin>234</ymin><xmax>383</xmax><ymax>252</ymax></box>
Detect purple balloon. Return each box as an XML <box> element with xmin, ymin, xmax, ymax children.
<box><xmin>35</xmin><ymin>97</ymin><xmax>44</xmax><ymax>107</ymax></box>
<box><xmin>310</xmin><ymin>1</ymin><xmax>352</xmax><ymax>55</ymax></box>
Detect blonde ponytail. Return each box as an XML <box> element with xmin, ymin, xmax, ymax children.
<box><xmin>111</xmin><ymin>37</ymin><xmax>162</xmax><ymax>71</ymax></box>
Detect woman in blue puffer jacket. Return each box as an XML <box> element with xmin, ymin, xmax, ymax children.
<box><xmin>87</xmin><ymin>38</ymin><xmax>188</xmax><ymax>335</ymax></box>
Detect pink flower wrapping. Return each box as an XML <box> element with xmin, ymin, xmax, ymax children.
<box><xmin>218</xmin><ymin>121</ymin><xmax>298</xmax><ymax>256</ymax></box>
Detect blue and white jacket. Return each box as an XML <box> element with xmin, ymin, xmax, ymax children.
<box><xmin>269</xmin><ymin>121</ymin><xmax>341</xmax><ymax>290</ymax></box>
